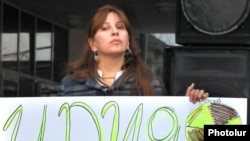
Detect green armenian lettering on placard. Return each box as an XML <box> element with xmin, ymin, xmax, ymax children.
<box><xmin>3</xmin><ymin>101</ymin><xmax>181</xmax><ymax>141</ymax></box>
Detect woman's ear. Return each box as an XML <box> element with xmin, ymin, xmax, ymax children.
<box><xmin>88</xmin><ymin>38</ymin><xmax>96</xmax><ymax>51</ymax></box>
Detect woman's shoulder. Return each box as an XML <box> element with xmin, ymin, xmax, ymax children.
<box><xmin>60</xmin><ymin>74</ymin><xmax>86</xmax><ymax>86</ymax></box>
<box><xmin>60</xmin><ymin>74</ymin><xmax>74</xmax><ymax>85</ymax></box>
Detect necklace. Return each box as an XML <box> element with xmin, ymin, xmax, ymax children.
<box><xmin>102</xmin><ymin>77</ymin><xmax>115</xmax><ymax>79</ymax></box>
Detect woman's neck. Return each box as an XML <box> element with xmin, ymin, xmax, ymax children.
<box><xmin>97</xmin><ymin>57</ymin><xmax>124</xmax><ymax>87</ymax></box>
<box><xmin>98</xmin><ymin>59</ymin><xmax>124</xmax><ymax>77</ymax></box>
<box><xmin>97</xmin><ymin>56</ymin><xmax>124</xmax><ymax>76</ymax></box>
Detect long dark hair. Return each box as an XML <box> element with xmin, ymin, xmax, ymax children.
<box><xmin>66</xmin><ymin>4</ymin><xmax>166</xmax><ymax>96</ymax></box>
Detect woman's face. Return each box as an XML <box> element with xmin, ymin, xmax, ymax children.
<box><xmin>88</xmin><ymin>12</ymin><xmax>129</xmax><ymax>57</ymax></box>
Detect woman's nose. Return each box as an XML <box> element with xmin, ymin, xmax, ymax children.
<box><xmin>112</xmin><ymin>27</ymin><xmax>119</xmax><ymax>35</ymax></box>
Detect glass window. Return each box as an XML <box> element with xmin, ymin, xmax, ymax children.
<box><xmin>53</xmin><ymin>26</ymin><xmax>68</xmax><ymax>82</ymax></box>
<box><xmin>20</xmin><ymin>12</ymin><xmax>35</xmax><ymax>75</ymax></box>
<box><xmin>2</xmin><ymin>4</ymin><xmax>19</xmax><ymax>71</ymax></box>
<box><xmin>146</xmin><ymin>33</ymin><xmax>181</xmax><ymax>78</ymax></box>
<box><xmin>35</xmin><ymin>19</ymin><xmax>53</xmax><ymax>79</ymax></box>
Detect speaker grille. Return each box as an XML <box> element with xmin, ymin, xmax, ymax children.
<box><xmin>164</xmin><ymin>46</ymin><xmax>250</xmax><ymax>123</ymax></box>
<box><xmin>181</xmin><ymin>0</ymin><xmax>250</xmax><ymax>35</ymax></box>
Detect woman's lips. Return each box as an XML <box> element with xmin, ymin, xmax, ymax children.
<box><xmin>111</xmin><ymin>39</ymin><xmax>121</xmax><ymax>44</ymax></box>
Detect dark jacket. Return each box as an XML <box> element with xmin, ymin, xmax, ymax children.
<box><xmin>58</xmin><ymin>74</ymin><xmax>165</xmax><ymax>96</ymax></box>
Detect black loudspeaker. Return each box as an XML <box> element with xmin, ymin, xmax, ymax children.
<box><xmin>176</xmin><ymin>0</ymin><xmax>250</xmax><ymax>45</ymax></box>
<box><xmin>164</xmin><ymin>46</ymin><xmax>250</xmax><ymax>123</ymax></box>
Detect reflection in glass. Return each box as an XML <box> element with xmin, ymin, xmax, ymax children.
<box><xmin>20</xmin><ymin>12</ymin><xmax>35</xmax><ymax>75</ymax></box>
<box><xmin>0</xmin><ymin>3</ymin><xmax>69</xmax><ymax>97</ymax></box>
<box><xmin>2</xmin><ymin>33</ymin><xmax>18</xmax><ymax>61</ymax></box>
<box><xmin>19</xmin><ymin>33</ymin><xmax>30</xmax><ymax>61</ymax></box>
<box><xmin>19</xmin><ymin>33</ymin><xmax>30</xmax><ymax>73</ymax></box>
<box><xmin>2</xmin><ymin>4</ymin><xmax>18</xmax><ymax>71</ymax></box>
<box><xmin>36</xmin><ymin>33</ymin><xmax>52</xmax><ymax>61</ymax></box>
<box><xmin>35</xmin><ymin>19</ymin><xmax>52</xmax><ymax>80</ymax></box>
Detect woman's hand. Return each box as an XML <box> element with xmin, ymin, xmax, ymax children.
<box><xmin>185</xmin><ymin>83</ymin><xmax>209</xmax><ymax>104</ymax></box>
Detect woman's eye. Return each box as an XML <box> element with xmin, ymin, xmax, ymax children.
<box><xmin>117</xmin><ymin>24</ymin><xmax>125</xmax><ymax>29</ymax></box>
<box><xmin>101</xmin><ymin>26</ymin><xmax>109</xmax><ymax>31</ymax></box>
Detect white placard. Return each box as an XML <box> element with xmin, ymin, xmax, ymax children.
<box><xmin>0</xmin><ymin>96</ymin><xmax>247</xmax><ymax>141</ymax></box>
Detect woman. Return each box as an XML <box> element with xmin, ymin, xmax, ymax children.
<box><xmin>58</xmin><ymin>4</ymin><xmax>209</xmax><ymax>104</ymax></box>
